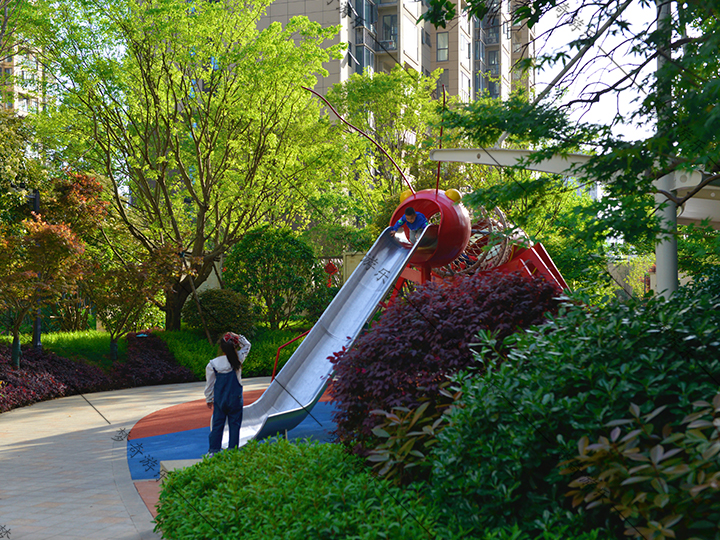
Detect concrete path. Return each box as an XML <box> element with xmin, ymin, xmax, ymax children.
<box><xmin>0</xmin><ymin>378</ymin><xmax>271</xmax><ymax>540</ymax></box>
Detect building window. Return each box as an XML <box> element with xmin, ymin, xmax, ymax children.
<box><xmin>355</xmin><ymin>45</ymin><xmax>375</xmax><ymax>74</ymax></box>
<box><xmin>486</xmin><ymin>17</ymin><xmax>500</xmax><ymax>44</ymax></box>
<box><xmin>437</xmin><ymin>32</ymin><xmax>449</xmax><ymax>62</ymax></box>
<box><xmin>461</xmin><ymin>35</ymin><xmax>471</xmax><ymax>60</ymax></box>
<box><xmin>487</xmin><ymin>49</ymin><xmax>499</xmax><ymax>76</ymax></box>
<box><xmin>474</xmin><ymin>41</ymin><xmax>484</xmax><ymax>61</ymax></box>
<box><xmin>437</xmin><ymin>69</ymin><xmax>449</xmax><ymax>95</ymax></box>
<box><xmin>513</xmin><ymin>35</ymin><xmax>522</xmax><ymax>53</ymax></box>
<box><xmin>381</xmin><ymin>14</ymin><xmax>397</xmax><ymax>47</ymax></box>
<box><xmin>355</xmin><ymin>0</ymin><xmax>377</xmax><ymax>34</ymax></box>
<box><xmin>422</xmin><ymin>30</ymin><xmax>431</xmax><ymax>47</ymax></box>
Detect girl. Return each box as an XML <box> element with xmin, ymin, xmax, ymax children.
<box><xmin>204</xmin><ymin>332</ymin><xmax>251</xmax><ymax>455</ymax></box>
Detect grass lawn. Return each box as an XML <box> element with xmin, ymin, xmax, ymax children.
<box><xmin>0</xmin><ymin>330</ymin><xmax>127</xmax><ymax>371</ymax></box>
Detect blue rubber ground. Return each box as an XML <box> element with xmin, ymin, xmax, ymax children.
<box><xmin>127</xmin><ymin>401</ymin><xmax>338</xmax><ymax>480</ymax></box>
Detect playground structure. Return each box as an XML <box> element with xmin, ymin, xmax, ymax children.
<box><xmin>231</xmin><ymin>88</ymin><xmax>572</xmax><ymax>448</ymax></box>
<box><xmin>388</xmin><ymin>187</ymin><xmax>568</xmax><ymax>293</ymax></box>
<box><xmin>234</xmin><ymin>181</ymin><xmax>568</xmax><ymax>447</ymax></box>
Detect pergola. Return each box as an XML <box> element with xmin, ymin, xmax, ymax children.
<box><xmin>429</xmin><ymin>148</ymin><xmax>720</xmax><ymax>297</ymax></box>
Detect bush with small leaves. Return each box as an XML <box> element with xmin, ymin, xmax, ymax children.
<box><xmin>428</xmin><ymin>276</ymin><xmax>720</xmax><ymax>536</ymax></box>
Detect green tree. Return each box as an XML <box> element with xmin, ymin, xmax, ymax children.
<box><xmin>37</xmin><ymin>0</ymin><xmax>345</xmax><ymax>330</ymax></box>
<box><xmin>224</xmin><ymin>226</ymin><xmax>315</xmax><ymax>330</ymax></box>
<box><xmin>84</xmin><ymin>243</ymin><xmax>181</xmax><ymax>361</ymax></box>
<box><xmin>421</xmin><ymin>0</ymin><xmax>720</xmax><ymax>257</ymax></box>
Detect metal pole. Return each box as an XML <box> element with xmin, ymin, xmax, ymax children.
<box><xmin>654</xmin><ymin>0</ymin><xmax>677</xmax><ymax>298</ymax></box>
<box><xmin>654</xmin><ymin>174</ymin><xmax>678</xmax><ymax>297</ymax></box>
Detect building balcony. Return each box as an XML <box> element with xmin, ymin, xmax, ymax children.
<box><xmin>485</xmin><ymin>32</ymin><xmax>500</xmax><ymax>45</ymax></box>
<box><xmin>376</xmin><ymin>39</ymin><xmax>397</xmax><ymax>52</ymax></box>
<box><xmin>487</xmin><ymin>64</ymin><xmax>499</xmax><ymax>77</ymax></box>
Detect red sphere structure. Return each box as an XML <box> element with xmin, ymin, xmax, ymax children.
<box><xmin>389</xmin><ymin>189</ymin><xmax>471</xmax><ymax>269</ymax></box>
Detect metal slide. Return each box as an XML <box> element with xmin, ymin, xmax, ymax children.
<box><xmin>237</xmin><ymin>227</ymin><xmax>426</xmax><ymax>446</ymax></box>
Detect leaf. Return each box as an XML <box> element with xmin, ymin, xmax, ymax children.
<box><xmin>620</xmin><ymin>476</ymin><xmax>653</xmax><ymax>485</ymax></box>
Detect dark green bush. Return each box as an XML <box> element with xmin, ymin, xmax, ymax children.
<box><xmin>298</xmin><ymin>284</ymin><xmax>339</xmax><ymax>323</ymax></box>
<box><xmin>562</xmin><ymin>395</ymin><xmax>720</xmax><ymax>539</ymax></box>
<box><xmin>181</xmin><ymin>288</ymin><xmax>255</xmax><ymax>341</ymax></box>
<box><xmin>428</xmin><ymin>282</ymin><xmax>720</xmax><ymax>536</ymax></box>
<box><xmin>154</xmin><ymin>439</ymin><xmax>441</xmax><ymax>540</ymax></box>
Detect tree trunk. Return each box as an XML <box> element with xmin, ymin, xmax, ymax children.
<box><xmin>164</xmin><ymin>278</ymin><xmax>193</xmax><ymax>331</ymax></box>
<box><xmin>109</xmin><ymin>338</ymin><xmax>118</xmax><ymax>363</ymax></box>
<box><xmin>11</xmin><ymin>331</ymin><xmax>21</xmax><ymax>369</ymax></box>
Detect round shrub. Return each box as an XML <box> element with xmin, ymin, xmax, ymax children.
<box><xmin>181</xmin><ymin>288</ymin><xmax>255</xmax><ymax>341</ymax></box>
<box><xmin>329</xmin><ymin>271</ymin><xmax>560</xmax><ymax>450</ymax></box>
<box><xmin>224</xmin><ymin>226</ymin><xmax>316</xmax><ymax>330</ymax></box>
<box><xmin>428</xmin><ymin>281</ymin><xmax>720</xmax><ymax>536</ymax></box>
<box><xmin>154</xmin><ymin>439</ymin><xmax>441</xmax><ymax>539</ymax></box>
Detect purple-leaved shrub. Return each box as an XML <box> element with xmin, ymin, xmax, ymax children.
<box><xmin>329</xmin><ymin>271</ymin><xmax>559</xmax><ymax>449</ymax></box>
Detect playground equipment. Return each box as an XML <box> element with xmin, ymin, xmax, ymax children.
<box><xmin>237</xmin><ymin>227</ymin><xmax>427</xmax><ymax>445</ymax></box>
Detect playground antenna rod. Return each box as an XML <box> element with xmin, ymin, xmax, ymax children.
<box><xmin>435</xmin><ymin>84</ymin><xmax>446</xmax><ymax>197</ymax></box>
<box><xmin>302</xmin><ymin>86</ymin><xmax>416</xmax><ymax>194</ymax></box>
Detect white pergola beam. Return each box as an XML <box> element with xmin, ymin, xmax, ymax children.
<box><xmin>429</xmin><ymin>148</ymin><xmax>592</xmax><ymax>177</ymax></box>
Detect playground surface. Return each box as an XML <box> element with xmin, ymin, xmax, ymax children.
<box><xmin>0</xmin><ymin>378</ymin><xmax>337</xmax><ymax>540</ymax></box>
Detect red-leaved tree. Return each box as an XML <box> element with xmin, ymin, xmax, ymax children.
<box><xmin>0</xmin><ymin>216</ymin><xmax>86</xmax><ymax>368</ymax></box>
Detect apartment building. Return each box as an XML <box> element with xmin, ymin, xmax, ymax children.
<box><xmin>259</xmin><ymin>0</ymin><xmax>534</xmax><ymax>101</ymax></box>
<box><xmin>0</xmin><ymin>49</ymin><xmax>45</xmax><ymax>115</ymax></box>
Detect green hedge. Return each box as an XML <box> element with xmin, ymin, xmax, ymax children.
<box><xmin>428</xmin><ymin>279</ymin><xmax>720</xmax><ymax>536</ymax></box>
<box><xmin>157</xmin><ymin>327</ymin><xmax>307</xmax><ymax>379</ymax></box>
<box><xmin>154</xmin><ymin>439</ymin><xmax>441</xmax><ymax>540</ymax></box>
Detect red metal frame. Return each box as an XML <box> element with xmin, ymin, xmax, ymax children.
<box><xmin>271</xmin><ymin>329</ymin><xmax>311</xmax><ymax>382</ymax></box>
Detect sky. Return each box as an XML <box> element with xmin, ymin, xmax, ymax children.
<box><xmin>533</xmin><ymin>0</ymin><xmax>657</xmax><ymax>143</ymax></box>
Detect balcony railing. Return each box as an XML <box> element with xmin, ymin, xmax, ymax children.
<box><xmin>376</xmin><ymin>39</ymin><xmax>397</xmax><ymax>52</ymax></box>
<box><xmin>485</xmin><ymin>31</ymin><xmax>500</xmax><ymax>44</ymax></box>
<box><xmin>487</xmin><ymin>64</ymin><xmax>500</xmax><ymax>76</ymax></box>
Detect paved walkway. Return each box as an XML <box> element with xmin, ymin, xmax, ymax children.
<box><xmin>0</xmin><ymin>378</ymin><xmax>271</xmax><ymax>540</ymax></box>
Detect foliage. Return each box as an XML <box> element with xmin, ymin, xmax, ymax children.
<box><xmin>154</xmin><ymin>439</ymin><xmax>441</xmax><ymax>540</ymax></box>
<box><xmin>109</xmin><ymin>331</ymin><xmax>196</xmax><ymax>388</ymax></box>
<box><xmin>181</xmin><ymin>288</ymin><xmax>255</xmax><ymax>342</ymax></box>
<box><xmin>561</xmin><ymin>396</ymin><xmax>720</xmax><ymax>540</ymax></box>
<box><xmin>300</xmin><ymin>223</ymin><xmax>373</xmax><ymax>257</ymax></box>
<box><xmin>325</xmin><ymin>66</ymin><xmax>443</xmax><ymax>217</ymax></box>
<box><xmin>0</xmin><ymin>110</ymin><xmax>45</xmax><ymax>226</ymax></box>
<box><xmin>0</xmin><ymin>344</ymin><xmax>112</xmax><ymax>413</ymax></box>
<box><xmin>298</xmin><ymin>284</ymin><xmax>339</xmax><ymax>324</ymax></box>
<box><xmin>225</xmin><ymin>226</ymin><xmax>316</xmax><ymax>330</ymax></box>
<box><xmin>157</xmin><ymin>326</ymin><xmax>306</xmax><ymax>379</ymax></box>
<box><xmin>84</xmin><ymin>243</ymin><xmax>181</xmax><ymax>359</ymax></box>
<box><xmin>0</xmin><ymin>214</ymin><xmax>86</xmax><ymax>367</ymax></box>
<box><xmin>428</xmin><ymin>276</ymin><xmax>720</xmax><ymax>536</ymax></box>
<box><xmin>678</xmin><ymin>221</ymin><xmax>720</xmax><ymax>279</ymax></box>
<box><xmin>38</xmin><ymin>0</ymin><xmax>346</xmax><ymax>330</ymax></box>
<box><xmin>329</xmin><ymin>271</ymin><xmax>559</xmax><ymax>450</ymax></box>
<box><xmin>368</xmin><ymin>381</ymin><xmax>461</xmax><ymax>486</ymax></box>
<box><xmin>424</xmin><ymin>0</ymin><xmax>720</xmax><ymax>255</ymax></box>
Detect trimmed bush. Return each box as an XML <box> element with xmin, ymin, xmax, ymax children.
<box><xmin>0</xmin><ymin>344</ymin><xmax>113</xmax><ymax>412</ymax></box>
<box><xmin>224</xmin><ymin>226</ymin><xmax>316</xmax><ymax>330</ymax></box>
<box><xmin>329</xmin><ymin>271</ymin><xmax>560</xmax><ymax>449</ymax></box>
<box><xmin>181</xmin><ymin>288</ymin><xmax>255</xmax><ymax>341</ymax></box>
<box><xmin>154</xmin><ymin>439</ymin><xmax>441</xmax><ymax>540</ymax></box>
<box><xmin>298</xmin><ymin>284</ymin><xmax>340</xmax><ymax>324</ymax></box>
<box><xmin>428</xmin><ymin>281</ymin><xmax>720</xmax><ymax>536</ymax></box>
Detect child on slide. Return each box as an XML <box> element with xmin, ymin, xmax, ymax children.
<box><xmin>390</xmin><ymin>207</ymin><xmax>428</xmax><ymax>244</ymax></box>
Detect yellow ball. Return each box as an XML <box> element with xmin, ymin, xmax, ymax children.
<box><xmin>399</xmin><ymin>190</ymin><xmax>413</xmax><ymax>203</ymax></box>
<box><xmin>445</xmin><ymin>188</ymin><xmax>462</xmax><ymax>203</ymax></box>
